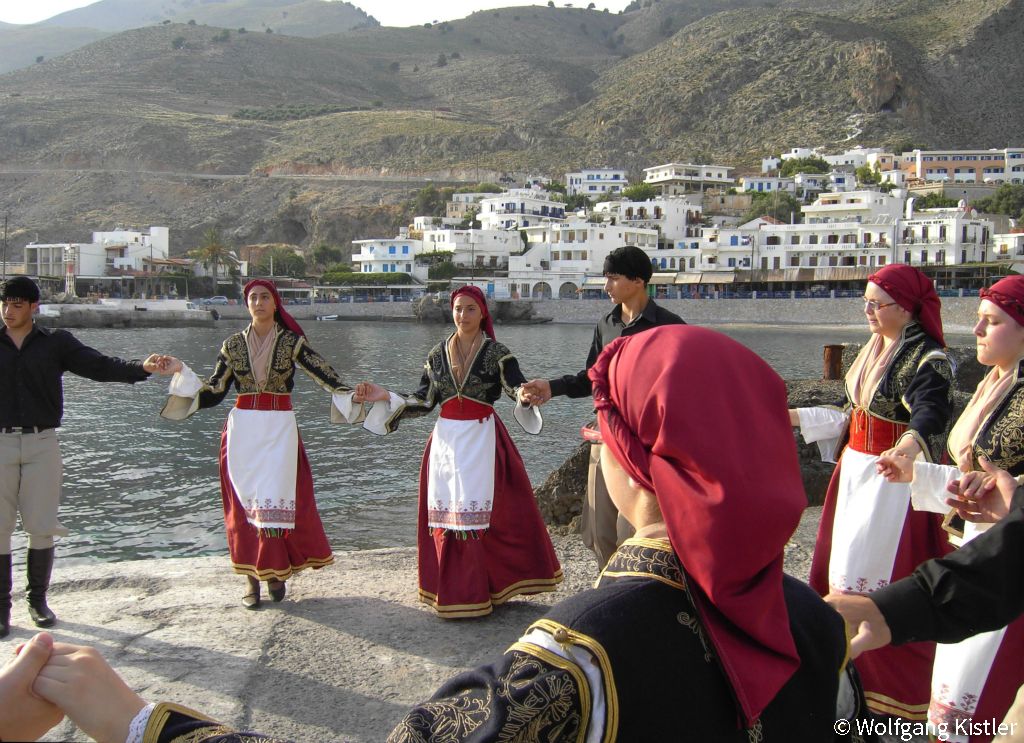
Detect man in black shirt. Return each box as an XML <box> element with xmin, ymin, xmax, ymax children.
<box><xmin>522</xmin><ymin>246</ymin><xmax>685</xmax><ymax>567</ymax></box>
<box><xmin>0</xmin><ymin>277</ymin><xmax>172</xmax><ymax>637</ymax></box>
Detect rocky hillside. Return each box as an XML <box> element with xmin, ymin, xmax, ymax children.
<box><xmin>0</xmin><ymin>0</ymin><xmax>1020</xmax><ymax>256</ymax></box>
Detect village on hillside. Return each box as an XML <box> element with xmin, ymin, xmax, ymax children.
<box><xmin>13</xmin><ymin>144</ymin><xmax>1024</xmax><ymax>303</ymax></box>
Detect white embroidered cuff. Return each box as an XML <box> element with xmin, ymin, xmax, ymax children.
<box><xmin>331</xmin><ymin>391</ymin><xmax>366</xmax><ymax>424</ymax></box>
<box><xmin>910</xmin><ymin>461</ymin><xmax>960</xmax><ymax>514</ymax></box>
<box><xmin>125</xmin><ymin>702</ymin><xmax>156</xmax><ymax>743</ymax></box>
<box><xmin>363</xmin><ymin>391</ymin><xmax>405</xmax><ymax>436</ymax></box>
<box><xmin>167</xmin><ymin>364</ymin><xmax>202</xmax><ymax>397</ymax></box>
<box><xmin>513</xmin><ymin>397</ymin><xmax>543</xmax><ymax>435</ymax></box>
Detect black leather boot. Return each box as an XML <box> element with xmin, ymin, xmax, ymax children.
<box><xmin>26</xmin><ymin>547</ymin><xmax>57</xmax><ymax>627</ymax></box>
<box><xmin>0</xmin><ymin>553</ymin><xmax>11</xmax><ymax>638</ymax></box>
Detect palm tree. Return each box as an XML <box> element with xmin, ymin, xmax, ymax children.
<box><xmin>189</xmin><ymin>228</ymin><xmax>236</xmax><ymax>292</ymax></box>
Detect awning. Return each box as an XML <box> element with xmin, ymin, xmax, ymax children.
<box><xmin>700</xmin><ymin>272</ymin><xmax>736</xmax><ymax>284</ymax></box>
<box><xmin>649</xmin><ymin>272</ymin><xmax>677</xmax><ymax>285</ymax></box>
<box><xmin>583</xmin><ymin>277</ymin><xmax>606</xmax><ymax>287</ymax></box>
<box><xmin>675</xmin><ymin>273</ymin><xmax>703</xmax><ymax>284</ymax></box>
<box><xmin>813</xmin><ymin>267</ymin><xmax>872</xmax><ymax>281</ymax></box>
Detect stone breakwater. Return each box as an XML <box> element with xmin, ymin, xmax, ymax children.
<box><xmin>217</xmin><ymin>296</ymin><xmax>983</xmax><ymax>332</ymax></box>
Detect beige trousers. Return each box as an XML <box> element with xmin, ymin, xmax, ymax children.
<box><xmin>0</xmin><ymin>430</ymin><xmax>66</xmax><ymax>553</ymax></box>
<box><xmin>579</xmin><ymin>442</ymin><xmax>635</xmax><ymax>570</ymax></box>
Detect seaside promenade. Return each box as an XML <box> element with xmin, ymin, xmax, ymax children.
<box><xmin>18</xmin><ymin>516</ymin><xmax>820</xmax><ymax>742</ymax></box>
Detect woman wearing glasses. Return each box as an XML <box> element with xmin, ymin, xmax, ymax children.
<box><xmin>875</xmin><ymin>274</ymin><xmax>1024</xmax><ymax>741</ymax></box>
<box><xmin>789</xmin><ymin>263</ymin><xmax>954</xmax><ymax>725</ymax></box>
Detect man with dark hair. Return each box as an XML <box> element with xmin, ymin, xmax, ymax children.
<box><xmin>0</xmin><ymin>277</ymin><xmax>172</xmax><ymax>637</ymax></box>
<box><xmin>522</xmin><ymin>246</ymin><xmax>685</xmax><ymax>567</ymax></box>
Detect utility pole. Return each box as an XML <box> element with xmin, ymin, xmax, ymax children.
<box><xmin>2</xmin><ymin>214</ymin><xmax>7</xmax><ymax>279</ymax></box>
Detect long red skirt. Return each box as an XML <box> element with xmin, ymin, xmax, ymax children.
<box><xmin>219</xmin><ymin>426</ymin><xmax>334</xmax><ymax>581</ymax></box>
<box><xmin>416</xmin><ymin>412</ymin><xmax>563</xmax><ymax>619</ymax></box>
<box><xmin>809</xmin><ymin>411</ymin><xmax>951</xmax><ymax>721</ymax></box>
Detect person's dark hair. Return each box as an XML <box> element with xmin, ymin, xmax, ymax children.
<box><xmin>603</xmin><ymin>246</ymin><xmax>653</xmax><ymax>285</ymax></box>
<box><xmin>0</xmin><ymin>276</ymin><xmax>41</xmax><ymax>303</ymax></box>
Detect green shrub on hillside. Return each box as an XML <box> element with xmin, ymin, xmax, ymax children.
<box><xmin>232</xmin><ymin>104</ymin><xmax>370</xmax><ymax>121</ymax></box>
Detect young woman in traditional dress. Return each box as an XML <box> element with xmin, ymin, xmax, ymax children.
<box><xmin>876</xmin><ymin>274</ymin><xmax>1024</xmax><ymax>742</ymax></box>
<box><xmin>789</xmin><ymin>263</ymin><xmax>955</xmax><ymax>723</ymax></box>
<box><xmin>354</xmin><ymin>286</ymin><xmax>562</xmax><ymax>619</ymax></box>
<box><xmin>160</xmin><ymin>280</ymin><xmax>359</xmax><ymax>608</ymax></box>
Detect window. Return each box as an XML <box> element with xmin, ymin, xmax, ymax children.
<box><xmin>809</xmin><ymin>235</ymin><xmax>819</xmax><ymax>245</ymax></box>
<box><xmin>766</xmin><ymin>236</ymin><xmax>781</xmax><ymax>246</ymax></box>
<box><xmin>790</xmin><ymin>256</ymin><xmax>800</xmax><ymax>267</ymax></box>
<box><xmin>878</xmin><ymin>256</ymin><xmax>887</xmax><ymax>266</ymax></box>
<box><xmin>790</xmin><ymin>235</ymin><xmax>800</xmax><ymax>245</ymax></box>
<box><xmin>388</xmin><ymin>246</ymin><xmax>396</xmax><ymax>254</ymax></box>
<box><xmin>402</xmin><ymin>246</ymin><xmax>409</xmax><ymax>254</ymax></box>
<box><xmin>808</xmin><ymin>256</ymin><xmax>818</xmax><ymax>267</ymax></box>
<box><xmin>405</xmin><ymin>263</ymin><xmax>412</xmax><ymax>272</ymax></box>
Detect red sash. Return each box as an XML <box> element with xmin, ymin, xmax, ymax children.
<box><xmin>848</xmin><ymin>408</ymin><xmax>908</xmax><ymax>455</ymax></box>
<box><xmin>235</xmin><ymin>393</ymin><xmax>293</xmax><ymax>411</ymax></box>
<box><xmin>439</xmin><ymin>398</ymin><xmax>492</xmax><ymax>421</ymax></box>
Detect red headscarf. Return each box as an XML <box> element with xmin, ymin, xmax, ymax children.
<box><xmin>980</xmin><ymin>275</ymin><xmax>1024</xmax><ymax>328</ymax></box>
<box><xmin>243</xmin><ymin>279</ymin><xmax>305</xmax><ymax>337</ymax></box>
<box><xmin>450</xmin><ymin>285</ymin><xmax>495</xmax><ymax>340</ymax></box>
<box><xmin>589</xmin><ymin>325</ymin><xmax>805</xmax><ymax>728</ymax></box>
<box><xmin>867</xmin><ymin>264</ymin><xmax>945</xmax><ymax>346</ymax></box>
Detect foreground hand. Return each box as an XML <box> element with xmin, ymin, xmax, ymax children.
<box><xmin>945</xmin><ymin>456</ymin><xmax>1016</xmax><ymax>524</ymax></box>
<box><xmin>520</xmin><ymin>379</ymin><xmax>551</xmax><ymax>406</ymax></box>
<box><xmin>353</xmin><ymin>382</ymin><xmax>390</xmax><ymax>403</ymax></box>
<box><xmin>824</xmin><ymin>594</ymin><xmax>892</xmax><ymax>658</ymax></box>
<box><xmin>33</xmin><ymin>640</ymin><xmax>146</xmax><ymax>743</ymax></box>
<box><xmin>0</xmin><ymin>632</ymin><xmax>64</xmax><ymax>742</ymax></box>
<box><xmin>876</xmin><ymin>452</ymin><xmax>914</xmax><ymax>483</ymax></box>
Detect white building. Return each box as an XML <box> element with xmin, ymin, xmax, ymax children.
<box><xmin>420</xmin><ymin>228</ymin><xmax>521</xmax><ymax>270</ymax></box>
<box><xmin>477</xmin><ymin>189</ymin><xmax>566</xmax><ymax>230</ymax></box>
<box><xmin>507</xmin><ymin>220</ymin><xmax>660</xmax><ymax>299</ymax></box>
<box><xmin>739</xmin><ymin>175</ymin><xmax>797</xmax><ymax>195</ymax></box>
<box><xmin>446</xmin><ymin>192</ymin><xmax>493</xmax><ymax>220</ymax></box>
<box><xmin>565</xmin><ymin>168</ymin><xmax>627</xmax><ymax>197</ymax></box>
<box><xmin>351</xmin><ymin>237</ymin><xmax>426</xmax><ymax>281</ymax></box>
<box><xmin>24</xmin><ymin>226</ymin><xmax>170</xmax><ymax>279</ymax></box>
<box><xmin>592</xmin><ymin>196</ymin><xmax>703</xmax><ymax>246</ymax></box>
<box><xmin>761</xmin><ymin>156</ymin><xmax>782</xmax><ymax>173</ymax></box>
<box><xmin>780</xmin><ymin>148</ymin><xmax>817</xmax><ymax>161</ymax></box>
<box><xmin>822</xmin><ymin>146</ymin><xmax>887</xmax><ymax>169</ymax></box>
<box><xmin>897</xmin><ymin>204</ymin><xmax>992</xmax><ymax>266</ymax></box>
<box><xmin>992</xmin><ymin>230</ymin><xmax>1024</xmax><ymax>261</ymax></box>
<box><xmin>643</xmin><ymin>163</ymin><xmax>734</xmax><ymax>194</ymax></box>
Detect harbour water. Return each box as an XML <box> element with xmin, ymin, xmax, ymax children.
<box><xmin>17</xmin><ymin>320</ymin><xmax>969</xmax><ymax>563</ymax></box>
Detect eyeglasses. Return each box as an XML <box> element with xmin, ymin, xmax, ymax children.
<box><xmin>863</xmin><ymin>298</ymin><xmax>898</xmax><ymax>312</ymax></box>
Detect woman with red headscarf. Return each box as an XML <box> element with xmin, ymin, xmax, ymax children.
<box><xmin>873</xmin><ymin>274</ymin><xmax>1024</xmax><ymax>741</ymax></box>
<box><xmin>160</xmin><ymin>280</ymin><xmax>359</xmax><ymax>608</ymax></box>
<box><xmin>355</xmin><ymin>286</ymin><xmax>562</xmax><ymax>619</ymax></box>
<box><xmin>385</xmin><ymin>325</ymin><xmax>856</xmax><ymax>740</ymax></box>
<box><xmin>790</xmin><ymin>263</ymin><xmax>955</xmax><ymax>723</ymax></box>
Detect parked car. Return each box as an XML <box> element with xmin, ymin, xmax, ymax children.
<box><xmin>201</xmin><ymin>296</ymin><xmax>229</xmax><ymax>305</ymax></box>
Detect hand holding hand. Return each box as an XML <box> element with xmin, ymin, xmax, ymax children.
<box><xmin>0</xmin><ymin>632</ymin><xmax>64</xmax><ymax>742</ymax></box>
<box><xmin>353</xmin><ymin>382</ymin><xmax>390</xmax><ymax>404</ymax></box>
<box><xmin>876</xmin><ymin>452</ymin><xmax>914</xmax><ymax>483</ymax></box>
<box><xmin>33</xmin><ymin>640</ymin><xmax>147</xmax><ymax>743</ymax></box>
<box><xmin>143</xmin><ymin>355</ymin><xmax>183</xmax><ymax>375</ymax></box>
<box><xmin>823</xmin><ymin>594</ymin><xmax>892</xmax><ymax>659</ymax></box>
<box><xmin>520</xmin><ymin>379</ymin><xmax>551</xmax><ymax>406</ymax></box>
<box><xmin>945</xmin><ymin>456</ymin><xmax>1017</xmax><ymax>524</ymax></box>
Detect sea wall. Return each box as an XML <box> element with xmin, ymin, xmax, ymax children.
<box><xmin>34</xmin><ymin>306</ymin><xmax>217</xmax><ymax>329</ymax></box>
<box><xmin>215</xmin><ymin>296</ymin><xmax>982</xmax><ymax>332</ymax></box>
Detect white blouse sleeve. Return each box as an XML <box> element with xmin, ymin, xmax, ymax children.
<box><xmin>795</xmin><ymin>407</ymin><xmax>850</xmax><ymax>464</ymax></box>
<box><xmin>910</xmin><ymin>461</ymin><xmax>961</xmax><ymax>514</ymax></box>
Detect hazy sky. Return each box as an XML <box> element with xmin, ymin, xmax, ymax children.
<box><xmin>0</xmin><ymin>1</ymin><xmax>633</xmax><ymax>26</ymax></box>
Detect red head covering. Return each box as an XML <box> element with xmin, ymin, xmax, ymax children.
<box><xmin>867</xmin><ymin>264</ymin><xmax>945</xmax><ymax>346</ymax></box>
<box><xmin>588</xmin><ymin>325</ymin><xmax>805</xmax><ymax>727</ymax></box>
<box><xmin>243</xmin><ymin>279</ymin><xmax>305</xmax><ymax>337</ymax></box>
<box><xmin>980</xmin><ymin>275</ymin><xmax>1024</xmax><ymax>328</ymax></box>
<box><xmin>450</xmin><ymin>285</ymin><xmax>495</xmax><ymax>340</ymax></box>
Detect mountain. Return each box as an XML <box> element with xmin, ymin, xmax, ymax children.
<box><xmin>0</xmin><ymin>0</ymin><xmax>375</xmax><ymax>75</ymax></box>
<box><xmin>38</xmin><ymin>0</ymin><xmax>376</xmax><ymax>34</ymax></box>
<box><xmin>0</xmin><ymin>0</ymin><xmax>1020</xmax><ymax>256</ymax></box>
